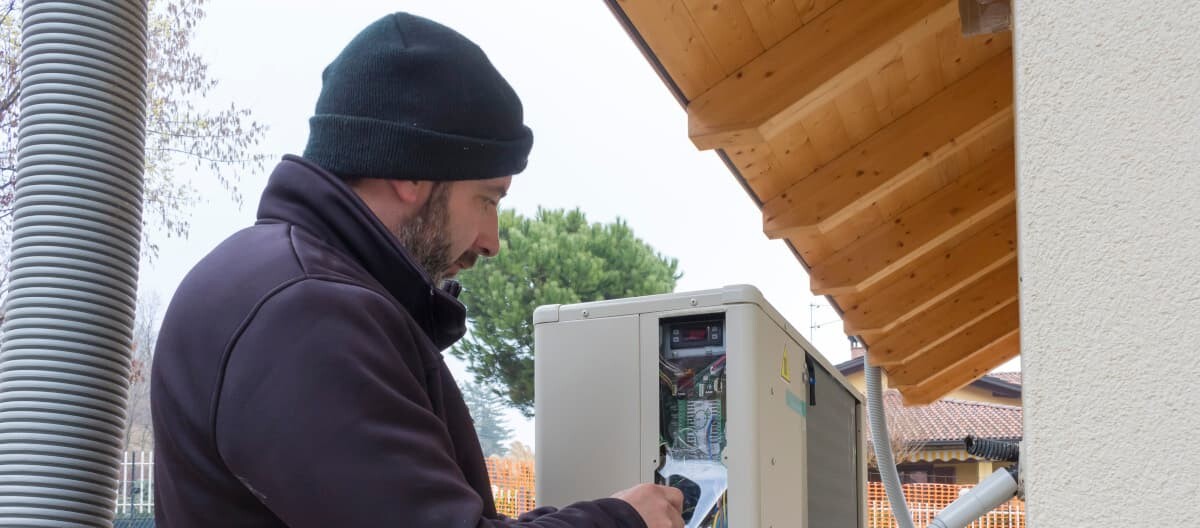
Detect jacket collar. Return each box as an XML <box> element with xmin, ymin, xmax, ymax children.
<box><xmin>255</xmin><ymin>154</ymin><xmax>467</xmax><ymax>350</ymax></box>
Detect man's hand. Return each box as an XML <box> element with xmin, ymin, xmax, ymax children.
<box><xmin>611</xmin><ymin>483</ymin><xmax>685</xmax><ymax>528</ymax></box>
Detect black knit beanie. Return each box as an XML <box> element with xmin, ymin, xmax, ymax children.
<box><xmin>302</xmin><ymin>13</ymin><xmax>533</xmax><ymax>181</ymax></box>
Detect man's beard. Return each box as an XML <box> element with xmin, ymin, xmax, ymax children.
<box><xmin>394</xmin><ymin>183</ymin><xmax>457</xmax><ymax>284</ymax></box>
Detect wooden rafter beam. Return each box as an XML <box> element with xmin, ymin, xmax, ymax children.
<box><xmin>761</xmin><ymin>50</ymin><xmax>1014</xmax><ymax>239</ymax></box>
<box><xmin>842</xmin><ymin>212</ymin><xmax>1018</xmax><ymax>336</ymax></box>
<box><xmin>807</xmin><ymin>147</ymin><xmax>1015</xmax><ymax>296</ymax></box>
<box><xmin>686</xmin><ymin>0</ymin><xmax>958</xmax><ymax>150</ymax></box>
<box><xmin>868</xmin><ymin>297</ymin><xmax>1019</xmax><ymax>369</ymax></box>
<box><xmin>897</xmin><ymin>330</ymin><xmax>1021</xmax><ymax>406</ymax></box>
<box><xmin>862</xmin><ymin>259</ymin><xmax>1018</xmax><ymax>360</ymax></box>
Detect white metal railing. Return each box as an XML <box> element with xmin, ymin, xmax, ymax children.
<box><xmin>116</xmin><ymin>451</ymin><xmax>154</xmax><ymax>515</ymax></box>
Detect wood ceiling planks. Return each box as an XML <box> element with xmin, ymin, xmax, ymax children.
<box><xmin>607</xmin><ymin>0</ymin><xmax>1018</xmax><ymax>405</ymax></box>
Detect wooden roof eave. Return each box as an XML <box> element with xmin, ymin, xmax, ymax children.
<box><xmin>604</xmin><ymin>0</ymin><xmax>1018</xmax><ymax>405</ymax></box>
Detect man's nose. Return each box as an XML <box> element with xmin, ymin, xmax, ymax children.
<box><xmin>476</xmin><ymin>232</ymin><xmax>500</xmax><ymax>258</ymax></box>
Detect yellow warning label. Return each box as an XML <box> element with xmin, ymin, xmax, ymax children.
<box><xmin>781</xmin><ymin>346</ymin><xmax>791</xmax><ymax>383</ymax></box>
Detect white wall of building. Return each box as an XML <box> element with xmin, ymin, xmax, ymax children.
<box><xmin>1014</xmin><ymin>1</ymin><xmax>1200</xmax><ymax>525</ymax></box>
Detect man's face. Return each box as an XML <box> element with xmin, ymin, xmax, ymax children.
<box><xmin>394</xmin><ymin>176</ymin><xmax>511</xmax><ymax>284</ymax></box>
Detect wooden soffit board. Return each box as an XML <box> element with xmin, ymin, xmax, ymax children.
<box><xmin>606</xmin><ymin>0</ymin><xmax>1018</xmax><ymax>405</ymax></box>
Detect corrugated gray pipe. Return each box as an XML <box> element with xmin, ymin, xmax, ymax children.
<box><xmin>865</xmin><ymin>353</ymin><xmax>916</xmax><ymax>528</ymax></box>
<box><xmin>1</xmin><ymin>0</ymin><xmax>148</xmax><ymax>525</ymax></box>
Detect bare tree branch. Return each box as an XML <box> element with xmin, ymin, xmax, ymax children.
<box><xmin>0</xmin><ymin>0</ymin><xmax>270</xmax><ymax>268</ymax></box>
<box><xmin>149</xmin><ymin>146</ymin><xmax>262</xmax><ymax>165</ymax></box>
<box><xmin>148</xmin><ymin>128</ymin><xmax>250</xmax><ymax>141</ymax></box>
<box><xmin>122</xmin><ymin>292</ymin><xmax>161</xmax><ymax>451</ymax></box>
<box><xmin>0</xmin><ymin>1</ymin><xmax>16</xmax><ymax>29</ymax></box>
<box><xmin>0</xmin><ymin>84</ymin><xmax>17</xmax><ymax>118</ymax></box>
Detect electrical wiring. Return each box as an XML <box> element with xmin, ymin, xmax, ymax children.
<box><xmin>716</xmin><ymin>494</ymin><xmax>728</xmax><ymax>528</ymax></box>
<box><xmin>674</xmin><ymin>427</ymin><xmax>705</xmax><ymax>459</ymax></box>
<box><xmin>659</xmin><ymin>338</ymin><xmax>730</xmax><ymax>528</ymax></box>
<box><xmin>700</xmin><ymin>415</ymin><xmax>715</xmax><ymax>460</ymax></box>
<box><xmin>708</xmin><ymin>356</ymin><xmax>726</xmax><ymax>374</ymax></box>
<box><xmin>660</xmin><ymin>371</ymin><xmax>677</xmax><ymax>395</ymax></box>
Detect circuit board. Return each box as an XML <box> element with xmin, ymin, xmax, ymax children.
<box><xmin>660</xmin><ymin>355</ymin><xmax>727</xmax><ymax>461</ymax></box>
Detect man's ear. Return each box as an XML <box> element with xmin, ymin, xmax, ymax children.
<box><xmin>387</xmin><ymin>180</ymin><xmax>433</xmax><ymax>205</ymax></box>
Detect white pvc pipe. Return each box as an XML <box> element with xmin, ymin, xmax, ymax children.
<box><xmin>864</xmin><ymin>354</ymin><xmax>916</xmax><ymax>528</ymax></box>
<box><xmin>928</xmin><ymin>468</ymin><xmax>1019</xmax><ymax>528</ymax></box>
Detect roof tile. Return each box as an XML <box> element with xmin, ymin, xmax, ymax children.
<box><xmin>871</xmin><ymin>390</ymin><xmax>1023</xmax><ymax>445</ymax></box>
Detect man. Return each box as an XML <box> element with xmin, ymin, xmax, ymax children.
<box><xmin>151</xmin><ymin>12</ymin><xmax>683</xmax><ymax>528</ymax></box>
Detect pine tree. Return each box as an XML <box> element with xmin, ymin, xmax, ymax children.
<box><xmin>452</xmin><ymin>207</ymin><xmax>680</xmax><ymax>416</ymax></box>
<box><xmin>460</xmin><ymin>381</ymin><xmax>513</xmax><ymax>458</ymax></box>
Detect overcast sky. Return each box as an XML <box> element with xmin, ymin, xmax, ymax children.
<box><xmin>138</xmin><ymin>0</ymin><xmax>1016</xmax><ymax>448</ymax></box>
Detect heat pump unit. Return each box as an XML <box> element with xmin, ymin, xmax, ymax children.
<box><xmin>534</xmin><ymin>285</ymin><xmax>865</xmax><ymax>528</ymax></box>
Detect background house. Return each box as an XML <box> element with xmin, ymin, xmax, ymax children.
<box><xmin>837</xmin><ymin>347</ymin><xmax>1021</xmax><ymax>485</ymax></box>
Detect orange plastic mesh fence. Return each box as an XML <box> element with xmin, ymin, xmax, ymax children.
<box><xmin>486</xmin><ymin>457</ymin><xmax>538</xmax><ymax>518</ymax></box>
<box><xmin>867</xmin><ymin>482</ymin><xmax>1026</xmax><ymax>528</ymax></box>
<box><xmin>487</xmin><ymin>457</ymin><xmax>1025</xmax><ymax>527</ymax></box>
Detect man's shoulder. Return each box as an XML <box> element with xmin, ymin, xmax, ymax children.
<box><xmin>209</xmin><ymin>223</ymin><xmax>410</xmax><ymax>322</ymax></box>
<box><xmin>282</xmin><ymin>223</ymin><xmax>379</xmax><ymax>285</ymax></box>
<box><xmin>162</xmin><ymin>221</ymin><xmax>417</xmax><ymax>353</ymax></box>
<box><xmin>183</xmin><ymin>222</ymin><xmax>306</xmax><ymax>294</ymax></box>
<box><xmin>158</xmin><ymin>223</ymin><xmax>307</xmax><ymax>342</ymax></box>
<box><xmin>185</xmin><ymin>221</ymin><xmax>371</xmax><ymax>294</ymax></box>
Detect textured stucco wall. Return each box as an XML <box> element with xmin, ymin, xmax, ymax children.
<box><xmin>1014</xmin><ymin>1</ymin><xmax>1200</xmax><ymax>525</ymax></box>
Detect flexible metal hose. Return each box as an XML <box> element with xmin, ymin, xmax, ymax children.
<box><xmin>0</xmin><ymin>1</ymin><xmax>148</xmax><ymax>525</ymax></box>
<box><xmin>964</xmin><ymin>435</ymin><xmax>1020</xmax><ymax>462</ymax></box>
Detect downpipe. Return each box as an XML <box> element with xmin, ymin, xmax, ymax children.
<box><xmin>864</xmin><ymin>351</ymin><xmax>916</xmax><ymax>528</ymax></box>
